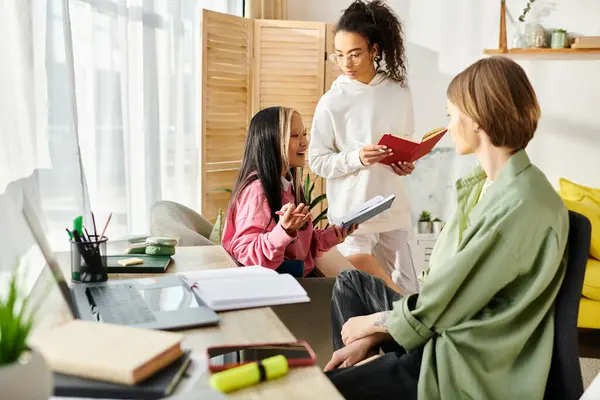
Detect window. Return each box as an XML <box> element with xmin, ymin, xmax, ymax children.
<box><xmin>0</xmin><ymin>0</ymin><xmax>243</xmax><ymax>293</ymax></box>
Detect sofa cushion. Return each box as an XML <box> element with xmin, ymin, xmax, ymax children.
<box><xmin>578</xmin><ymin>296</ymin><xmax>600</xmax><ymax>330</ymax></box>
<box><xmin>583</xmin><ymin>258</ymin><xmax>600</xmax><ymax>301</ymax></box>
<box><xmin>559</xmin><ymin>178</ymin><xmax>600</xmax><ymax>206</ymax></box>
<box><xmin>560</xmin><ymin>192</ymin><xmax>600</xmax><ymax>260</ymax></box>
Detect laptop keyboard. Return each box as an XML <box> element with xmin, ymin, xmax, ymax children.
<box><xmin>87</xmin><ymin>284</ymin><xmax>156</xmax><ymax>325</ymax></box>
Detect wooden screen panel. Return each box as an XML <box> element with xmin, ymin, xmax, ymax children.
<box><xmin>325</xmin><ymin>23</ymin><xmax>342</xmax><ymax>91</ymax></box>
<box><xmin>253</xmin><ymin>20</ymin><xmax>328</xmax><ymax>226</ymax></box>
<box><xmin>253</xmin><ymin>20</ymin><xmax>325</xmax><ymax>131</ymax></box>
<box><xmin>200</xmin><ymin>10</ymin><xmax>253</xmax><ymax>221</ymax></box>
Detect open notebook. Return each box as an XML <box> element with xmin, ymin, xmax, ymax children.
<box><xmin>177</xmin><ymin>266</ymin><xmax>309</xmax><ymax>311</ymax></box>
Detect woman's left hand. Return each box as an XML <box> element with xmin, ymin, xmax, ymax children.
<box><xmin>391</xmin><ymin>161</ymin><xmax>415</xmax><ymax>176</ymax></box>
<box><xmin>332</xmin><ymin>224</ymin><xmax>358</xmax><ymax>243</ymax></box>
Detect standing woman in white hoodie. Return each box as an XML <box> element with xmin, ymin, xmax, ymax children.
<box><xmin>308</xmin><ymin>0</ymin><xmax>418</xmax><ymax>295</ymax></box>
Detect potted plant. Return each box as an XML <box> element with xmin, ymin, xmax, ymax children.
<box><xmin>0</xmin><ymin>261</ymin><xmax>53</xmax><ymax>399</ymax></box>
<box><xmin>432</xmin><ymin>217</ymin><xmax>444</xmax><ymax>234</ymax></box>
<box><xmin>418</xmin><ymin>211</ymin><xmax>433</xmax><ymax>234</ymax></box>
<box><xmin>551</xmin><ymin>29</ymin><xmax>569</xmax><ymax>48</ymax></box>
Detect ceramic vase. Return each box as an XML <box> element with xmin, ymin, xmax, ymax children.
<box><xmin>512</xmin><ymin>22</ymin><xmax>528</xmax><ymax>48</ymax></box>
<box><xmin>0</xmin><ymin>350</ymin><xmax>53</xmax><ymax>400</ymax></box>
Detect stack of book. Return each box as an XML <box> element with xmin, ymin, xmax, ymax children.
<box><xmin>571</xmin><ymin>36</ymin><xmax>600</xmax><ymax>49</ymax></box>
<box><xmin>28</xmin><ymin>320</ymin><xmax>190</xmax><ymax>399</ymax></box>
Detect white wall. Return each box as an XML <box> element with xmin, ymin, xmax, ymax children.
<box><xmin>289</xmin><ymin>0</ymin><xmax>600</xmax><ymax>221</ymax></box>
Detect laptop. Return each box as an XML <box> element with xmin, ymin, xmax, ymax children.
<box><xmin>21</xmin><ymin>195</ymin><xmax>220</xmax><ymax>330</ymax></box>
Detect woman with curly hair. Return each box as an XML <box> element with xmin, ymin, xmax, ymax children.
<box><xmin>308</xmin><ymin>0</ymin><xmax>418</xmax><ymax>295</ymax></box>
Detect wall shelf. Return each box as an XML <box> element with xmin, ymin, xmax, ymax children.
<box><xmin>483</xmin><ymin>48</ymin><xmax>600</xmax><ymax>60</ymax></box>
<box><xmin>487</xmin><ymin>2</ymin><xmax>600</xmax><ymax>60</ymax></box>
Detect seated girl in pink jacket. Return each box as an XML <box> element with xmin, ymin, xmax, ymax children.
<box><xmin>221</xmin><ymin>106</ymin><xmax>357</xmax><ymax>277</ymax></box>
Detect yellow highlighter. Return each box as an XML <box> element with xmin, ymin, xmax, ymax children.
<box><xmin>209</xmin><ymin>355</ymin><xmax>289</xmax><ymax>393</ymax></box>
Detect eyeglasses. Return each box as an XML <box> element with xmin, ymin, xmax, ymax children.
<box><xmin>328</xmin><ymin>52</ymin><xmax>366</xmax><ymax>67</ymax></box>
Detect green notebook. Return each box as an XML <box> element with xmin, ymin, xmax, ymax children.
<box><xmin>105</xmin><ymin>255</ymin><xmax>172</xmax><ymax>273</ymax></box>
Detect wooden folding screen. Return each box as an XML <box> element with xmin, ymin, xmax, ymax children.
<box><xmin>325</xmin><ymin>23</ymin><xmax>342</xmax><ymax>91</ymax></box>
<box><xmin>200</xmin><ymin>10</ymin><xmax>340</xmax><ymax>222</ymax></box>
<box><xmin>252</xmin><ymin>19</ymin><xmax>328</xmax><ymax>224</ymax></box>
<box><xmin>199</xmin><ymin>10</ymin><xmax>253</xmax><ymax>221</ymax></box>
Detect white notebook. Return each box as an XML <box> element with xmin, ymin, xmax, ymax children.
<box><xmin>177</xmin><ymin>266</ymin><xmax>310</xmax><ymax>311</ymax></box>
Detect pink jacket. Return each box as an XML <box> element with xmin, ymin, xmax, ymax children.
<box><xmin>221</xmin><ymin>177</ymin><xmax>339</xmax><ymax>276</ymax></box>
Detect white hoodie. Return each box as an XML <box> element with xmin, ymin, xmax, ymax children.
<box><xmin>308</xmin><ymin>73</ymin><xmax>414</xmax><ymax>234</ymax></box>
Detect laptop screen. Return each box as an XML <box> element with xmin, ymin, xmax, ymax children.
<box><xmin>21</xmin><ymin>195</ymin><xmax>79</xmax><ymax>318</ymax></box>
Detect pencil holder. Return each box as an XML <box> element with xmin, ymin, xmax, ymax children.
<box><xmin>70</xmin><ymin>235</ymin><xmax>108</xmax><ymax>283</ymax></box>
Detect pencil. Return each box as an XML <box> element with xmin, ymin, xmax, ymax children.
<box><xmin>275</xmin><ymin>211</ymin><xmax>308</xmax><ymax>217</ymax></box>
<box><xmin>91</xmin><ymin>211</ymin><xmax>98</xmax><ymax>239</ymax></box>
<box><xmin>99</xmin><ymin>212</ymin><xmax>112</xmax><ymax>240</ymax></box>
<box><xmin>83</xmin><ymin>227</ymin><xmax>92</xmax><ymax>242</ymax></box>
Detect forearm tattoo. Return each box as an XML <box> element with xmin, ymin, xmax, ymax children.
<box><xmin>373</xmin><ymin>311</ymin><xmax>391</xmax><ymax>332</ymax></box>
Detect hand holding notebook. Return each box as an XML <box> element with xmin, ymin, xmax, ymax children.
<box><xmin>377</xmin><ymin>127</ymin><xmax>447</xmax><ymax>165</ymax></box>
<box><xmin>331</xmin><ymin>195</ymin><xmax>396</xmax><ymax>229</ymax></box>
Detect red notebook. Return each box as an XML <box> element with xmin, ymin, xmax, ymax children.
<box><xmin>377</xmin><ymin>127</ymin><xmax>448</xmax><ymax>165</ymax></box>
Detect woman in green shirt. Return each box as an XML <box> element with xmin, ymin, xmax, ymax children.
<box><xmin>324</xmin><ymin>56</ymin><xmax>569</xmax><ymax>400</ymax></box>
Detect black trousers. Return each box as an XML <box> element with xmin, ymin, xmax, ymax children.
<box><xmin>326</xmin><ymin>270</ymin><xmax>423</xmax><ymax>400</ymax></box>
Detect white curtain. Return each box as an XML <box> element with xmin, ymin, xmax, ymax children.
<box><xmin>0</xmin><ymin>0</ymin><xmax>241</xmax><ymax>291</ymax></box>
<box><xmin>62</xmin><ymin>0</ymin><xmax>241</xmax><ymax>237</ymax></box>
<box><xmin>0</xmin><ymin>0</ymin><xmax>51</xmax><ymax>194</ymax></box>
<box><xmin>0</xmin><ymin>0</ymin><xmax>88</xmax><ymax>293</ymax></box>
<box><xmin>66</xmin><ymin>0</ymin><xmax>197</xmax><ymax>237</ymax></box>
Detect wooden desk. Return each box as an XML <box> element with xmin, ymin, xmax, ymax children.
<box><xmin>32</xmin><ymin>246</ymin><xmax>342</xmax><ymax>399</ymax></box>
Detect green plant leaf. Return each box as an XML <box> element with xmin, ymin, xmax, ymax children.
<box><xmin>309</xmin><ymin>193</ymin><xmax>327</xmax><ymax>210</ymax></box>
<box><xmin>0</xmin><ymin>258</ymin><xmax>40</xmax><ymax>366</ymax></box>
<box><xmin>303</xmin><ymin>172</ymin><xmax>310</xmax><ymax>205</ymax></box>
<box><xmin>308</xmin><ymin>181</ymin><xmax>315</xmax><ymax>205</ymax></box>
<box><xmin>313</xmin><ymin>208</ymin><xmax>328</xmax><ymax>225</ymax></box>
<box><xmin>419</xmin><ymin>211</ymin><xmax>432</xmax><ymax>221</ymax></box>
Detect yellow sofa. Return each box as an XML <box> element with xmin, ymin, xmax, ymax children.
<box><xmin>558</xmin><ymin>178</ymin><xmax>600</xmax><ymax>329</ymax></box>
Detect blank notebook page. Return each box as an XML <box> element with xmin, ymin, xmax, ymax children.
<box><xmin>191</xmin><ymin>273</ymin><xmax>309</xmax><ymax>311</ymax></box>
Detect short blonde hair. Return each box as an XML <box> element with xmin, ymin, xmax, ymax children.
<box><xmin>447</xmin><ymin>56</ymin><xmax>541</xmax><ymax>150</ymax></box>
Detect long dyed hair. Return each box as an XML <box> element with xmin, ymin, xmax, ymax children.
<box><xmin>229</xmin><ymin>106</ymin><xmax>303</xmax><ymax>223</ymax></box>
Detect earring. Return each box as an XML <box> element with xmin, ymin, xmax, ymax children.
<box><xmin>473</xmin><ymin>127</ymin><xmax>480</xmax><ymax>133</ymax></box>
<box><xmin>374</xmin><ymin>55</ymin><xmax>381</xmax><ymax>63</ymax></box>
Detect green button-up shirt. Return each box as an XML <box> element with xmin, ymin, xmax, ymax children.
<box><xmin>388</xmin><ymin>150</ymin><xmax>569</xmax><ymax>399</ymax></box>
